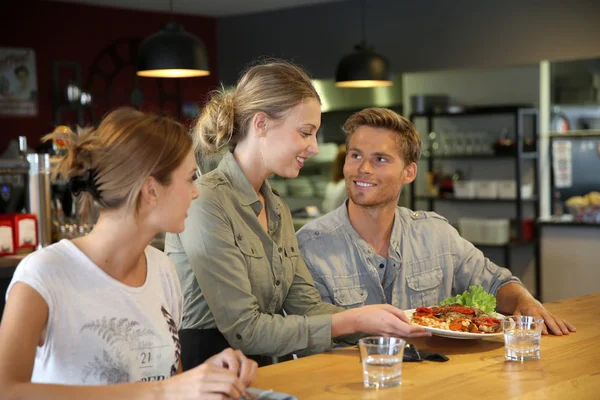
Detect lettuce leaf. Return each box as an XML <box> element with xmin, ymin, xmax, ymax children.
<box><xmin>440</xmin><ymin>285</ymin><xmax>496</xmax><ymax>314</ymax></box>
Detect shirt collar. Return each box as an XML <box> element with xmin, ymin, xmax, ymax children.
<box><xmin>337</xmin><ymin>201</ymin><xmax>403</xmax><ymax>261</ymax></box>
<box><xmin>218</xmin><ymin>151</ymin><xmax>281</xmax><ymax>218</ymax></box>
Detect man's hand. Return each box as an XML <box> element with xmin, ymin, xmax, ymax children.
<box><xmin>513</xmin><ymin>297</ymin><xmax>576</xmax><ymax>336</ymax></box>
<box><xmin>497</xmin><ymin>283</ymin><xmax>576</xmax><ymax>336</ymax></box>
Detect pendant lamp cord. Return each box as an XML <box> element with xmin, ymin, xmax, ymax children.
<box><xmin>169</xmin><ymin>0</ymin><xmax>174</xmax><ymax>21</ymax></box>
<box><xmin>361</xmin><ymin>0</ymin><xmax>366</xmax><ymax>47</ymax></box>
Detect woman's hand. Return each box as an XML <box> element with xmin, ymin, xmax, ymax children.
<box><xmin>163</xmin><ymin>349</ymin><xmax>257</xmax><ymax>399</ymax></box>
<box><xmin>333</xmin><ymin>304</ymin><xmax>431</xmax><ymax>338</ymax></box>
<box><xmin>206</xmin><ymin>348</ymin><xmax>258</xmax><ymax>387</ymax></box>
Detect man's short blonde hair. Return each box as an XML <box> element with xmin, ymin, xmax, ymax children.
<box><xmin>343</xmin><ymin>107</ymin><xmax>422</xmax><ymax>164</ymax></box>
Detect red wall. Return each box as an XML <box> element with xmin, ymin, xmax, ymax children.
<box><xmin>0</xmin><ymin>0</ymin><xmax>219</xmax><ymax>152</ymax></box>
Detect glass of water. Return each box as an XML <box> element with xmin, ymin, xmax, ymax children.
<box><xmin>503</xmin><ymin>315</ymin><xmax>544</xmax><ymax>361</ymax></box>
<box><xmin>358</xmin><ymin>337</ymin><xmax>406</xmax><ymax>388</ymax></box>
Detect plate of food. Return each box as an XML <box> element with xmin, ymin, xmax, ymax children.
<box><xmin>406</xmin><ymin>285</ymin><xmax>505</xmax><ymax>339</ymax></box>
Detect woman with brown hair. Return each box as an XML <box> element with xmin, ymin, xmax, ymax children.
<box><xmin>0</xmin><ymin>108</ymin><xmax>257</xmax><ymax>399</ymax></box>
<box><xmin>165</xmin><ymin>60</ymin><xmax>429</xmax><ymax>370</ymax></box>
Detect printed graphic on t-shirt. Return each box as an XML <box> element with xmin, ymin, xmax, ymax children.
<box><xmin>79</xmin><ymin>310</ymin><xmax>176</xmax><ymax>384</ymax></box>
<box><xmin>161</xmin><ymin>305</ymin><xmax>181</xmax><ymax>376</ymax></box>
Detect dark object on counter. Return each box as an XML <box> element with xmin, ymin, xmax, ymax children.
<box><xmin>493</xmin><ymin>138</ymin><xmax>536</xmax><ymax>155</ymax></box>
<box><xmin>0</xmin><ymin>159</ymin><xmax>29</xmax><ymax>214</ymax></box>
<box><xmin>520</xmin><ymin>219</ymin><xmax>536</xmax><ymax>242</ymax></box>
<box><xmin>411</xmin><ymin>95</ymin><xmax>449</xmax><ymax>114</ymax></box>
<box><xmin>403</xmin><ymin>343</ymin><xmax>449</xmax><ymax>362</ymax></box>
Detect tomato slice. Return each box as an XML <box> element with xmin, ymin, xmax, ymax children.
<box><xmin>416</xmin><ymin>307</ymin><xmax>435</xmax><ymax>316</ymax></box>
<box><xmin>448</xmin><ymin>305</ymin><xmax>475</xmax><ymax>315</ymax></box>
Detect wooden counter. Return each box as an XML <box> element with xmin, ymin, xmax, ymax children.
<box><xmin>253</xmin><ymin>294</ymin><xmax>600</xmax><ymax>399</ymax></box>
<box><xmin>0</xmin><ymin>254</ymin><xmax>26</xmax><ymax>269</ymax></box>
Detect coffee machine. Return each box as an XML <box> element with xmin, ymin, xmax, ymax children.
<box><xmin>0</xmin><ymin>159</ymin><xmax>29</xmax><ymax>215</ymax></box>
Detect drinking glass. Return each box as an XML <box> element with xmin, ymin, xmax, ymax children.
<box><xmin>358</xmin><ymin>337</ymin><xmax>406</xmax><ymax>388</ymax></box>
<box><xmin>503</xmin><ymin>315</ymin><xmax>544</xmax><ymax>361</ymax></box>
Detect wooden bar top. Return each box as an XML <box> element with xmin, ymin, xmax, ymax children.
<box><xmin>0</xmin><ymin>254</ymin><xmax>26</xmax><ymax>269</ymax></box>
<box><xmin>253</xmin><ymin>293</ymin><xmax>600</xmax><ymax>399</ymax></box>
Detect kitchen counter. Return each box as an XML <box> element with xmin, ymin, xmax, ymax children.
<box><xmin>0</xmin><ymin>254</ymin><xmax>27</xmax><ymax>269</ymax></box>
<box><xmin>538</xmin><ymin>218</ymin><xmax>600</xmax><ymax>302</ymax></box>
<box><xmin>538</xmin><ymin>215</ymin><xmax>600</xmax><ymax>227</ymax></box>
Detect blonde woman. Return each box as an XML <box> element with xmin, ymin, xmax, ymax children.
<box><xmin>166</xmin><ymin>60</ymin><xmax>429</xmax><ymax>370</ymax></box>
<box><xmin>0</xmin><ymin>109</ymin><xmax>257</xmax><ymax>399</ymax></box>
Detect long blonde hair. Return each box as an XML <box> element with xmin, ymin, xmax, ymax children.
<box><xmin>43</xmin><ymin>108</ymin><xmax>192</xmax><ymax>216</ymax></box>
<box><xmin>193</xmin><ymin>59</ymin><xmax>320</xmax><ymax>154</ymax></box>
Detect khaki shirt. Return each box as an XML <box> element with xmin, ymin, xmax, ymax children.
<box><xmin>297</xmin><ymin>204</ymin><xmax>522</xmax><ymax>310</ymax></box>
<box><xmin>165</xmin><ymin>152</ymin><xmax>342</xmax><ymax>358</ymax></box>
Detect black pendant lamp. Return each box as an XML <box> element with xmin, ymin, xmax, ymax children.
<box><xmin>137</xmin><ymin>0</ymin><xmax>210</xmax><ymax>78</ymax></box>
<box><xmin>335</xmin><ymin>0</ymin><xmax>392</xmax><ymax>88</ymax></box>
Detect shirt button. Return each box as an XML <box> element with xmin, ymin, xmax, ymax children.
<box><xmin>413</xmin><ymin>212</ymin><xmax>419</xmax><ymax>217</ymax></box>
<box><xmin>278</xmin><ymin>247</ymin><xmax>283</xmax><ymax>253</ymax></box>
<box><xmin>379</xmin><ymin>263</ymin><xmax>385</xmax><ymax>269</ymax></box>
<box><xmin>315</xmin><ymin>231</ymin><xmax>320</xmax><ymax>236</ymax></box>
<box><xmin>275</xmin><ymin>280</ymin><xmax>281</xmax><ymax>286</ymax></box>
<box><xmin>236</xmin><ymin>333</ymin><xmax>242</xmax><ymax>340</ymax></box>
<box><xmin>291</xmin><ymin>246</ymin><xmax>295</xmax><ymax>252</ymax></box>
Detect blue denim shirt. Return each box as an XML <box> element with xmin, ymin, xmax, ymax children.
<box><xmin>296</xmin><ymin>203</ymin><xmax>521</xmax><ymax>310</ymax></box>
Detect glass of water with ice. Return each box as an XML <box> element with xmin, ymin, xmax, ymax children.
<box><xmin>503</xmin><ymin>316</ymin><xmax>544</xmax><ymax>361</ymax></box>
<box><xmin>358</xmin><ymin>337</ymin><xmax>406</xmax><ymax>388</ymax></box>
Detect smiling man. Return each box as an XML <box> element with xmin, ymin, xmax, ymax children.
<box><xmin>297</xmin><ymin>108</ymin><xmax>575</xmax><ymax>336</ymax></box>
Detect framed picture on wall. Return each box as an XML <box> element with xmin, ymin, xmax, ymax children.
<box><xmin>0</xmin><ymin>47</ymin><xmax>38</xmax><ymax>117</ymax></box>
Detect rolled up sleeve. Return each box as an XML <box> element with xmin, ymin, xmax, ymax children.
<box><xmin>283</xmin><ymin>252</ymin><xmax>344</xmax><ymax>353</ymax></box>
<box><xmin>179</xmin><ymin>192</ymin><xmax>335</xmax><ymax>357</ymax></box>
<box><xmin>450</xmin><ymin>224</ymin><xmax>523</xmax><ymax>296</ymax></box>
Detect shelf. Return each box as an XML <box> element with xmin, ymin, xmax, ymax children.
<box><xmin>538</xmin><ymin>217</ymin><xmax>600</xmax><ymax>228</ymax></box>
<box><xmin>549</xmin><ymin>130</ymin><xmax>600</xmax><ymax>138</ymax></box>
<box><xmin>423</xmin><ymin>152</ymin><xmax>537</xmax><ymax>160</ymax></box>
<box><xmin>415</xmin><ymin>196</ymin><xmax>538</xmax><ymax>203</ymax></box>
<box><xmin>411</xmin><ymin>105</ymin><xmax>533</xmax><ymax>118</ymax></box>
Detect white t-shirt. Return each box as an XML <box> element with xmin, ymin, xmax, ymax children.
<box><xmin>7</xmin><ymin>240</ymin><xmax>183</xmax><ymax>385</ymax></box>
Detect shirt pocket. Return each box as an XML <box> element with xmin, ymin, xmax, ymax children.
<box><xmin>282</xmin><ymin>243</ymin><xmax>300</xmax><ymax>285</ymax></box>
<box><xmin>235</xmin><ymin>236</ymin><xmax>270</xmax><ymax>289</ymax></box>
<box><xmin>332</xmin><ymin>286</ymin><xmax>368</xmax><ymax>309</ymax></box>
<box><xmin>406</xmin><ymin>267</ymin><xmax>443</xmax><ymax>309</ymax></box>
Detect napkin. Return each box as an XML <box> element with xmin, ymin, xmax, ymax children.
<box><xmin>244</xmin><ymin>388</ymin><xmax>298</xmax><ymax>400</ymax></box>
<box><xmin>403</xmin><ymin>343</ymin><xmax>449</xmax><ymax>362</ymax></box>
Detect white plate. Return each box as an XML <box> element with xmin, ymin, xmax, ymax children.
<box><xmin>405</xmin><ymin>308</ymin><xmax>505</xmax><ymax>340</ymax></box>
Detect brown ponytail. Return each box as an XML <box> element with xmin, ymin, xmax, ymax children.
<box><xmin>43</xmin><ymin>108</ymin><xmax>192</xmax><ymax>217</ymax></box>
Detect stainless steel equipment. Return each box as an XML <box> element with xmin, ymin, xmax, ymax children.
<box><xmin>26</xmin><ymin>154</ymin><xmax>52</xmax><ymax>249</ymax></box>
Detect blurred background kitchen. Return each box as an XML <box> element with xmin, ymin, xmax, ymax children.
<box><xmin>1</xmin><ymin>0</ymin><xmax>599</xmax><ymax>316</ymax></box>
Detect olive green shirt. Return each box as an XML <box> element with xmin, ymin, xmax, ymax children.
<box><xmin>164</xmin><ymin>152</ymin><xmax>343</xmax><ymax>358</ymax></box>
